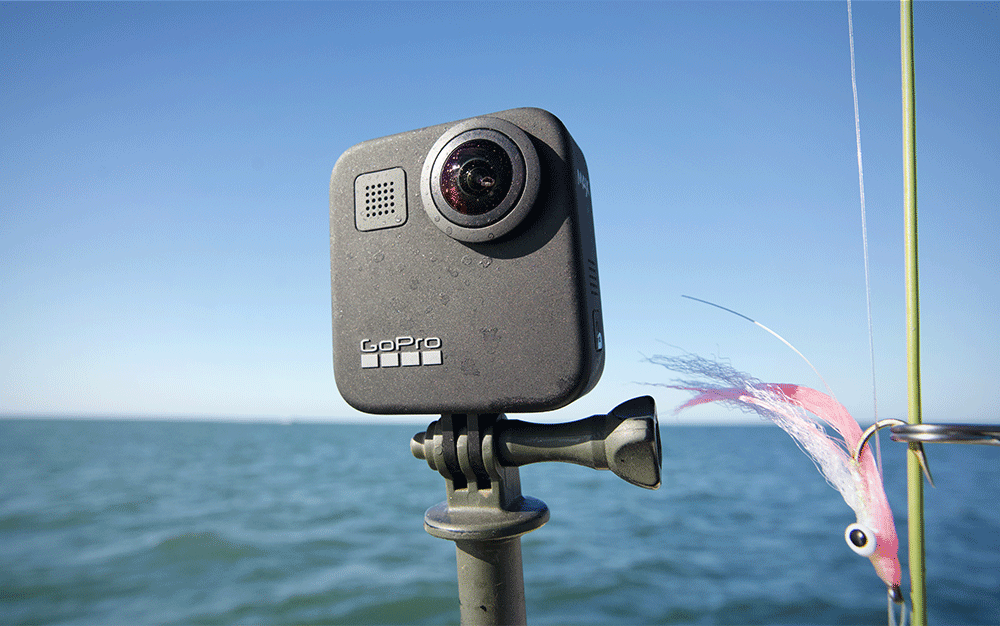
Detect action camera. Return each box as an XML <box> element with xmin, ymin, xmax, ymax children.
<box><xmin>330</xmin><ymin>108</ymin><xmax>604</xmax><ymax>414</ymax></box>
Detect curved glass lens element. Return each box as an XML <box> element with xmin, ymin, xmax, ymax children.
<box><xmin>439</xmin><ymin>140</ymin><xmax>514</xmax><ymax>216</ymax></box>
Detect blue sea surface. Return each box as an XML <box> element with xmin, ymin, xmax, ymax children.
<box><xmin>1</xmin><ymin>418</ymin><xmax>997</xmax><ymax>625</ymax></box>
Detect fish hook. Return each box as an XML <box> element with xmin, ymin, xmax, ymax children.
<box><xmin>854</xmin><ymin>419</ymin><xmax>934</xmax><ymax>487</ymax></box>
<box><xmin>888</xmin><ymin>584</ymin><xmax>907</xmax><ymax>626</ymax></box>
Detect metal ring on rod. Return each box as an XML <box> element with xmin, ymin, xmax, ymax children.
<box><xmin>890</xmin><ymin>424</ymin><xmax>1000</xmax><ymax>446</ymax></box>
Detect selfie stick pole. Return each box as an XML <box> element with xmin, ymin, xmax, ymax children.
<box><xmin>411</xmin><ymin>396</ymin><xmax>661</xmax><ymax>626</ymax></box>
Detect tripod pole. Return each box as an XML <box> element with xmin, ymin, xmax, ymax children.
<box><xmin>454</xmin><ymin>538</ymin><xmax>526</xmax><ymax>625</ymax></box>
<box><xmin>411</xmin><ymin>398</ymin><xmax>661</xmax><ymax>626</ymax></box>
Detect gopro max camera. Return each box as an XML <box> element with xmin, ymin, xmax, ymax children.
<box><xmin>330</xmin><ymin>107</ymin><xmax>604</xmax><ymax>414</ymax></box>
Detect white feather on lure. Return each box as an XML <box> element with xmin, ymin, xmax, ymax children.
<box><xmin>651</xmin><ymin>354</ymin><xmax>860</xmax><ymax>512</ymax></box>
<box><xmin>648</xmin><ymin>351</ymin><xmax>905</xmax><ymax>619</ymax></box>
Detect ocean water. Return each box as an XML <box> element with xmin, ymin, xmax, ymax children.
<box><xmin>1</xmin><ymin>418</ymin><xmax>997</xmax><ymax>625</ymax></box>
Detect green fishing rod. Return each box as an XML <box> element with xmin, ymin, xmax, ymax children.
<box><xmin>900</xmin><ymin>1</ymin><xmax>926</xmax><ymax>625</ymax></box>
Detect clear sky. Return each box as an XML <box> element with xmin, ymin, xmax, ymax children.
<box><xmin>3</xmin><ymin>2</ymin><xmax>997</xmax><ymax>425</ymax></box>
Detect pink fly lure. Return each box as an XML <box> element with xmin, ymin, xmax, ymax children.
<box><xmin>652</xmin><ymin>298</ymin><xmax>928</xmax><ymax>626</ymax></box>
<box><xmin>649</xmin><ymin>353</ymin><xmax>902</xmax><ymax>599</ymax></box>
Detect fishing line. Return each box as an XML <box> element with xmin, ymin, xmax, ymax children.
<box><xmin>680</xmin><ymin>295</ymin><xmax>835</xmax><ymax>398</ymax></box>
<box><xmin>847</xmin><ymin>0</ymin><xmax>884</xmax><ymax>476</ymax></box>
<box><xmin>848</xmin><ymin>0</ymin><xmax>880</xmax><ymax>426</ymax></box>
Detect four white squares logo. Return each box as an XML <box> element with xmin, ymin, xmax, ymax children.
<box><xmin>359</xmin><ymin>337</ymin><xmax>442</xmax><ymax>369</ymax></box>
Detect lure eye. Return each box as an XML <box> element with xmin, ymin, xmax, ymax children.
<box><xmin>845</xmin><ymin>522</ymin><xmax>878</xmax><ymax>557</ymax></box>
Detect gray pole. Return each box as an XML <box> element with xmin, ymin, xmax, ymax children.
<box><xmin>455</xmin><ymin>539</ymin><xmax>526</xmax><ymax>625</ymax></box>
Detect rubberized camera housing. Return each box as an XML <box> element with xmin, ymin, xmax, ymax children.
<box><xmin>330</xmin><ymin>108</ymin><xmax>603</xmax><ymax>414</ymax></box>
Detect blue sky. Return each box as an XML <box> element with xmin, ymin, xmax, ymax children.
<box><xmin>3</xmin><ymin>2</ymin><xmax>997</xmax><ymax>425</ymax></box>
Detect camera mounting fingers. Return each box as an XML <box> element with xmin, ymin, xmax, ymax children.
<box><xmin>411</xmin><ymin>414</ymin><xmax>502</xmax><ymax>488</ymax></box>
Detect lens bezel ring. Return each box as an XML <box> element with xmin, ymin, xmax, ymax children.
<box><xmin>421</xmin><ymin>117</ymin><xmax>540</xmax><ymax>243</ymax></box>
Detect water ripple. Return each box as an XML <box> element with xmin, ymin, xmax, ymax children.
<box><xmin>1</xmin><ymin>420</ymin><xmax>997</xmax><ymax>625</ymax></box>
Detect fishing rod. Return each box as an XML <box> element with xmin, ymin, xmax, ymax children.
<box><xmin>895</xmin><ymin>3</ymin><xmax>1000</xmax><ymax>624</ymax></box>
<box><xmin>899</xmin><ymin>2</ymin><xmax>926</xmax><ymax>624</ymax></box>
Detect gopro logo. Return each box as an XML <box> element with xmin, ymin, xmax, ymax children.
<box><xmin>360</xmin><ymin>336</ymin><xmax>443</xmax><ymax>368</ymax></box>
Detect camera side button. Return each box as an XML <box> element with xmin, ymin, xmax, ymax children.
<box><xmin>593</xmin><ymin>310</ymin><xmax>604</xmax><ymax>351</ymax></box>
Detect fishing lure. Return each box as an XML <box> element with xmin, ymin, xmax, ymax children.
<box><xmin>649</xmin><ymin>299</ymin><xmax>921</xmax><ymax>626</ymax></box>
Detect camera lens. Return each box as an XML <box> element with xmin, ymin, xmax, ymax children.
<box><xmin>421</xmin><ymin>118</ymin><xmax>538</xmax><ymax>243</ymax></box>
<box><xmin>439</xmin><ymin>140</ymin><xmax>514</xmax><ymax>216</ymax></box>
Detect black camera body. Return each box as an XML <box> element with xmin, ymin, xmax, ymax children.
<box><xmin>330</xmin><ymin>108</ymin><xmax>604</xmax><ymax>414</ymax></box>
